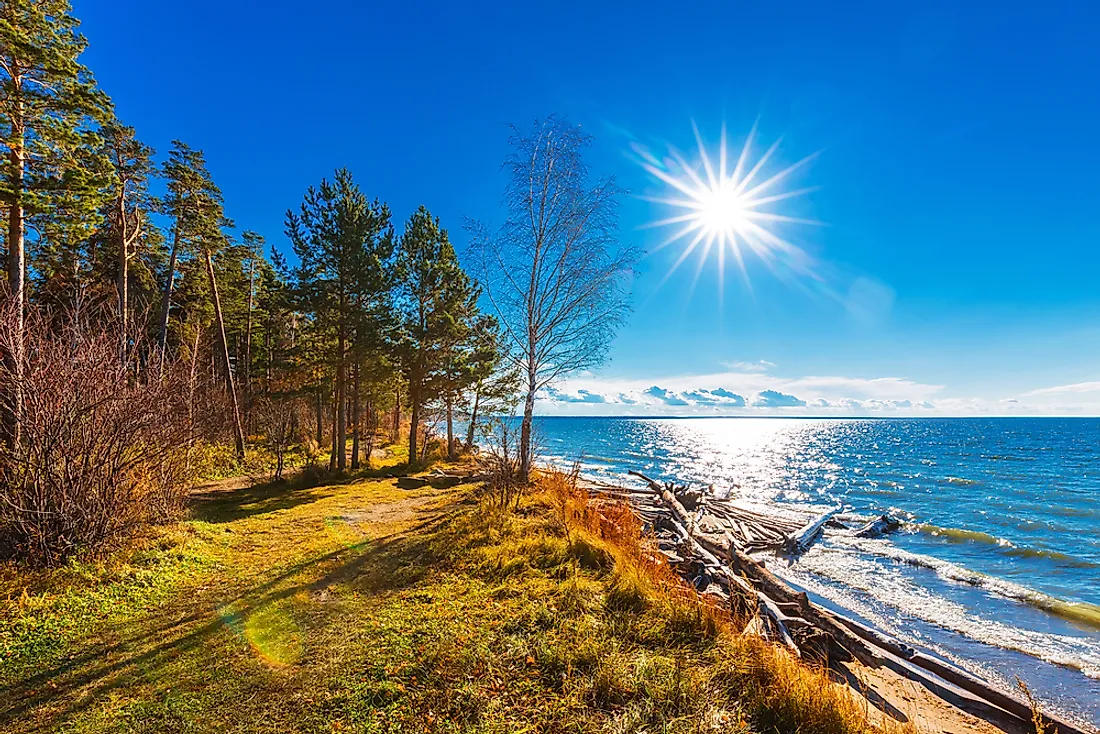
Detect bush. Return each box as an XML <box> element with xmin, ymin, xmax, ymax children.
<box><xmin>479</xmin><ymin>417</ymin><xmax>526</xmax><ymax>509</ymax></box>
<box><xmin>0</xmin><ymin>305</ymin><xmax>197</xmax><ymax>564</ymax></box>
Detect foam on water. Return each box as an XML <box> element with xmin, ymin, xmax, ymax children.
<box><xmin>524</xmin><ymin>416</ymin><xmax>1100</xmax><ymax>725</ymax></box>
<box><xmin>775</xmin><ymin>536</ymin><xmax>1100</xmax><ymax>677</ymax></box>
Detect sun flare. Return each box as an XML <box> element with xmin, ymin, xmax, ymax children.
<box><xmin>638</xmin><ymin>122</ymin><xmax>821</xmax><ymax>293</ymax></box>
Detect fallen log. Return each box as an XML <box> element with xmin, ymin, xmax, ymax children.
<box><xmin>632</xmin><ymin>470</ymin><xmax>805</xmax><ymax>653</ymax></box>
<box><xmin>854</xmin><ymin>514</ymin><xmax>901</xmax><ymax>538</ymax></box>
<box><xmin>757</xmin><ymin>592</ymin><xmax>802</xmax><ymax>656</ymax></box>
<box><xmin>784</xmin><ymin>507</ymin><xmax>839</xmax><ymax>554</ymax></box>
<box><xmin>602</xmin><ymin>471</ymin><xmax>1095</xmax><ymax>734</ymax></box>
<box><xmin>829</xmin><ymin>612</ymin><xmax>1092</xmax><ymax>734</ymax></box>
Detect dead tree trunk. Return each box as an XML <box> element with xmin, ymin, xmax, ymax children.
<box><xmin>3</xmin><ymin>130</ymin><xmax>25</xmax><ymax>447</ymax></box>
<box><xmin>157</xmin><ymin>227</ymin><xmax>182</xmax><ymax>360</ymax></box>
<box><xmin>465</xmin><ymin>382</ymin><xmax>482</xmax><ymax>450</ymax></box>
<box><xmin>203</xmin><ymin>250</ymin><xmax>246</xmax><ymax>460</ymax></box>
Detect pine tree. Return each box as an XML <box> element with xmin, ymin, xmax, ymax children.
<box><xmin>286</xmin><ymin>169</ymin><xmax>392</xmax><ymax>472</ymax></box>
<box><xmin>159</xmin><ymin>141</ymin><xmax>246</xmax><ymax>459</ymax></box>
<box><xmin>159</xmin><ymin>142</ymin><xmax>206</xmax><ymax>353</ymax></box>
<box><xmin>395</xmin><ymin>206</ymin><xmax>477</xmax><ymax>465</ymax></box>
<box><xmin>0</xmin><ymin>0</ymin><xmax>111</xmax><ymax>444</ymax></box>
<box><xmin>463</xmin><ymin>314</ymin><xmax>519</xmax><ymax>449</ymax></box>
<box><xmin>99</xmin><ymin>122</ymin><xmax>156</xmax><ymax>342</ymax></box>
<box><xmin>240</xmin><ymin>230</ymin><xmax>264</xmax><ymax>406</ymax></box>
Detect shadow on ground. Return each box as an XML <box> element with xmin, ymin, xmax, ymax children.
<box><xmin>0</xmin><ymin>477</ymin><xmax>477</xmax><ymax>731</ymax></box>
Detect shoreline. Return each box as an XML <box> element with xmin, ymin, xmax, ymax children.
<box><xmin>572</xmin><ymin>469</ymin><xmax>1098</xmax><ymax>734</ymax></box>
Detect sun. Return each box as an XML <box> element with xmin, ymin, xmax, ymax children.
<box><xmin>699</xmin><ymin>181</ymin><xmax>749</xmax><ymax>235</ymax></box>
<box><xmin>637</xmin><ymin>121</ymin><xmax>821</xmax><ymax>293</ymax></box>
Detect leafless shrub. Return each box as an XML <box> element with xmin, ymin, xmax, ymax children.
<box><xmin>0</xmin><ymin>304</ymin><xmax>195</xmax><ymax>565</ymax></box>
<box><xmin>255</xmin><ymin>396</ymin><xmax>307</xmax><ymax>481</ymax></box>
<box><xmin>480</xmin><ymin>418</ymin><xmax>527</xmax><ymax>510</ymax></box>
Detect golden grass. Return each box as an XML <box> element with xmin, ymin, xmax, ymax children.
<box><xmin>0</xmin><ymin>455</ymin><xmax>910</xmax><ymax>733</ymax></box>
<box><xmin>534</xmin><ymin>467</ymin><xmax>900</xmax><ymax>734</ymax></box>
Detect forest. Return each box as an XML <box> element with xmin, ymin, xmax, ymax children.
<box><xmin>0</xmin><ymin>1</ymin><xmax>634</xmax><ymax>566</ymax></box>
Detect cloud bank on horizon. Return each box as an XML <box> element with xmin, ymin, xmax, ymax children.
<box><xmin>536</xmin><ymin>363</ymin><xmax>1099</xmax><ymax>416</ymax></box>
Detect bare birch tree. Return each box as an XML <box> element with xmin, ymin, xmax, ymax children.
<box><xmin>468</xmin><ymin>116</ymin><xmax>637</xmax><ymax>481</ymax></box>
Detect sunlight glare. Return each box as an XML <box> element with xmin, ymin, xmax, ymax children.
<box><xmin>638</xmin><ymin>122</ymin><xmax>822</xmax><ymax>296</ymax></box>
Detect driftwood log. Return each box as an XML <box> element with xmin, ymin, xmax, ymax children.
<box><xmin>619</xmin><ymin>469</ymin><xmax>1092</xmax><ymax>734</ymax></box>
<box><xmin>784</xmin><ymin>508</ymin><xmax>838</xmax><ymax>554</ymax></box>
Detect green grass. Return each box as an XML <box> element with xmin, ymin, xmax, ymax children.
<box><xmin>0</xmin><ymin>461</ymin><xmax>885</xmax><ymax>734</ymax></box>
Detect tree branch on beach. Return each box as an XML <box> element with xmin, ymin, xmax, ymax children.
<box><xmin>468</xmin><ymin>116</ymin><xmax>637</xmax><ymax>481</ymax></box>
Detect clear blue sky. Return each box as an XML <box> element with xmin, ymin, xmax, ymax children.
<box><xmin>76</xmin><ymin>0</ymin><xmax>1100</xmax><ymax>415</ymax></box>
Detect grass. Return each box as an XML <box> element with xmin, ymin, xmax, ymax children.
<box><xmin>0</xmin><ymin>457</ymin><xmax>890</xmax><ymax>733</ymax></box>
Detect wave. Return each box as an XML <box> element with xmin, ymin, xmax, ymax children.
<box><xmin>774</xmin><ymin>542</ymin><xmax>1100</xmax><ymax>678</ymax></box>
<box><xmin>914</xmin><ymin>523</ymin><xmax>1012</xmax><ymax>546</ymax></box>
<box><xmin>943</xmin><ymin>476</ymin><xmax>980</xmax><ymax>486</ymax></box>
<box><xmin>836</xmin><ymin>535</ymin><xmax>1100</xmax><ymax>632</ymax></box>
<box><xmin>911</xmin><ymin>523</ymin><xmax>1100</xmax><ymax>569</ymax></box>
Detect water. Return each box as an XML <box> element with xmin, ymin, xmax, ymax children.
<box><xmin>532</xmin><ymin>416</ymin><xmax>1100</xmax><ymax>726</ymax></box>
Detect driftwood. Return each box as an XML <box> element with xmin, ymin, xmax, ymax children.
<box><xmin>784</xmin><ymin>508</ymin><xmax>838</xmax><ymax>554</ymax></box>
<box><xmin>616</xmin><ymin>469</ymin><xmax>1092</xmax><ymax>734</ymax></box>
<box><xmin>854</xmin><ymin>513</ymin><xmax>901</xmax><ymax>538</ymax></box>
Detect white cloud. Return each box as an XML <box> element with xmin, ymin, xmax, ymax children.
<box><xmin>723</xmin><ymin>360</ymin><xmax>776</xmax><ymax>373</ymax></box>
<box><xmin>532</xmin><ymin>367</ymin><xmax>1100</xmax><ymax>417</ymax></box>
<box><xmin>535</xmin><ymin>367</ymin><xmax>953</xmax><ymax>416</ymax></box>
<box><xmin>1023</xmin><ymin>381</ymin><xmax>1100</xmax><ymax>396</ymax></box>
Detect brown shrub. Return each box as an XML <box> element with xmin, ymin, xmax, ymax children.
<box><xmin>0</xmin><ymin>304</ymin><xmax>196</xmax><ymax>564</ymax></box>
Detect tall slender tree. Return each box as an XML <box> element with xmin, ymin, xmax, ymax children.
<box><xmin>469</xmin><ymin>117</ymin><xmax>637</xmax><ymax>480</ymax></box>
<box><xmin>100</xmin><ymin>122</ymin><xmax>156</xmax><ymax>342</ymax></box>
<box><xmin>159</xmin><ymin>141</ymin><xmax>245</xmax><ymax>459</ymax></box>
<box><xmin>240</xmin><ymin>230</ymin><xmax>264</xmax><ymax>407</ymax></box>
<box><xmin>0</xmin><ymin>0</ymin><xmax>111</xmax><ymax>444</ymax></box>
<box><xmin>286</xmin><ymin>169</ymin><xmax>392</xmax><ymax>471</ymax></box>
<box><xmin>159</xmin><ymin>142</ymin><xmax>204</xmax><ymax>354</ymax></box>
<box><xmin>463</xmin><ymin>314</ymin><xmax>519</xmax><ymax>449</ymax></box>
<box><xmin>395</xmin><ymin>206</ymin><xmax>477</xmax><ymax>465</ymax></box>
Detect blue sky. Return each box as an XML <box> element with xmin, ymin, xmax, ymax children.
<box><xmin>76</xmin><ymin>0</ymin><xmax>1100</xmax><ymax>415</ymax></box>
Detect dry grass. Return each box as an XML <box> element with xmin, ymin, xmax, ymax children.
<box><xmin>533</xmin><ymin>467</ymin><xmax>897</xmax><ymax>734</ymax></box>
<box><xmin>0</xmin><ymin>458</ymin><xmax>908</xmax><ymax>733</ymax></box>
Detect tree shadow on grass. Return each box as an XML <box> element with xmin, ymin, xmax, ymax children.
<box><xmin>190</xmin><ymin>462</ymin><xmax>475</xmax><ymax>525</ymax></box>
<box><xmin>0</xmin><ymin>494</ymin><xmax>479</xmax><ymax>731</ymax></box>
<box><xmin>190</xmin><ymin>478</ymin><xmax>338</xmax><ymax>524</ymax></box>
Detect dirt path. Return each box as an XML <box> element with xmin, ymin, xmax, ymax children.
<box><xmin>1</xmin><ymin>473</ymin><xmax>469</xmax><ymax>733</ymax></box>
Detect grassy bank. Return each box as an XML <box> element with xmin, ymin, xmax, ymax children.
<box><xmin>0</xmin><ymin>461</ymin><xmax>888</xmax><ymax>733</ymax></box>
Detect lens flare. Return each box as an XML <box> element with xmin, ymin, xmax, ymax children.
<box><xmin>638</xmin><ymin>121</ymin><xmax>822</xmax><ymax>297</ymax></box>
<box><xmin>220</xmin><ymin>601</ymin><xmax>304</xmax><ymax>667</ymax></box>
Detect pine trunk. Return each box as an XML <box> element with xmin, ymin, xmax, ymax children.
<box><xmin>364</xmin><ymin>400</ymin><xmax>375</xmax><ymax>467</ymax></box>
<box><xmin>329</xmin><ymin>382</ymin><xmax>338</xmax><ymax>471</ymax></box>
<box><xmin>393</xmin><ymin>386</ymin><xmax>400</xmax><ymax>443</ymax></box>
<box><xmin>3</xmin><ymin>140</ymin><xmax>25</xmax><ymax>448</ymax></box>
<box><xmin>243</xmin><ymin>255</ymin><xmax>255</xmax><ymax>410</ymax></box>
<box><xmin>204</xmin><ymin>250</ymin><xmax>246</xmax><ymax>460</ymax></box>
<box><xmin>350</xmin><ymin>361</ymin><xmax>361</xmax><ymax>471</ymax></box>
<box><xmin>334</xmin><ymin>321</ymin><xmax>347</xmax><ymax>471</ymax></box>
<box><xmin>315</xmin><ymin>388</ymin><xmax>324</xmax><ymax>450</ymax></box>
<box><xmin>446</xmin><ymin>394</ymin><xmax>455</xmax><ymax>459</ymax></box>
<box><xmin>116</xmin><ymin>190</ymin><xmax>129</xmax><ymax>351</ymax></box>
<box><xmin>157</xmin><ymin>226</ymin><xmax>182</xmax><ymax>357</ymax></box>
<box><xmin>408</xmin><ymin>388</ymin><xmax>419</xmax><ymax>468</ymax></box>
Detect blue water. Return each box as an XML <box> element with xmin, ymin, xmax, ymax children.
<box><xmin>533</xmin><ymin>417</ymin><xmax>1100</xmax><ymax>726</ymax></box>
